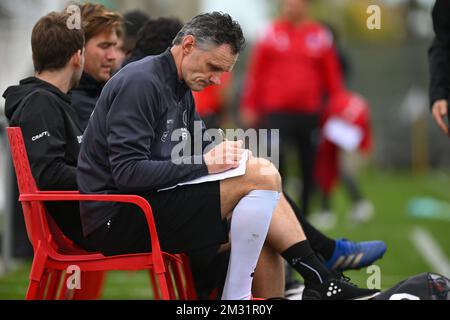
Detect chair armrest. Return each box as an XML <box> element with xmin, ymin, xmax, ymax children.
<box><xmin>19</xmin><ymin>193</ymin><xmax>165</xmax><ymax>272</ymax></box>
<box><xmin>37</xmin><ymin>191</ymin><xmax>80</xmax><ymax>194</ymax></box>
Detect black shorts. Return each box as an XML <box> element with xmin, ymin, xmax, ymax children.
<box><xmin>87</xmin><ymin>181</ymin><xmax>228</xmax><ymax>257</ymax></box>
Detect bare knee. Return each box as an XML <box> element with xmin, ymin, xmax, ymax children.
<box><xmin>220</xmin><ymin>158</ymin><xmax>281</xmax><ymax>216</ymax></box>
<box><xmin>245</xmin><ymin>158</ymin><xmax>281</xmax><ymax>192</ymax></box>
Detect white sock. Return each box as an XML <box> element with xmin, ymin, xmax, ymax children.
<box><xmin>221</xmin><ymin>190</ymin><xmax>281</xmax><ymax>300</ymax></box>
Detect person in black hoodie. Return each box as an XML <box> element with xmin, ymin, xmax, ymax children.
<box><xmin>70</xmin><ymin>3</ymin><xmax>122</xmax><ymax>131</ymax></box>
<box><xmin>2</xmin><ymin>11</ymin><xmax>91</xmax><ymax>250</ymax></box>
<box><xmin>429</xmin><ymin>0</ymin><xmax>450</xmax><ymax>136</ymax></box>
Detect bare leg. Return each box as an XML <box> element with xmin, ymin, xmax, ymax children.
<box><xmin>219</xmin><ymin>158</ymin><xmax>281</xmax><ymax>300</ymax></box>
<box><xmin>219</xmin><ymin>158</ymin><xmax>282</xmax><ymax>219</ymax></box>
<box><xmin>265</xmin><ymin>193</ymin><xmax>307</xmax><ymax>253</ymax></box>
<box><xmin>219</xmin><ymin>195</ymin><xmax>306</xmax><ymax>298</ymax></box>
<box><xmin>252</xmin><ymin>243</ymin><xmax>284</xmax><ymax>298</ymax></box>
<box><xmin>214</xmin><ymin>158</ymin><xmax>374</xmax><ymax>300</ymax></box>
<box><xmin>217</xmin><ymin>157</ymin><xmax>317</xmax><ymax>299</ymax></box>
<box><xmin>252</xmin><ymin>193</ymin><xmax>307</xmax><ymax>298</ymax></box>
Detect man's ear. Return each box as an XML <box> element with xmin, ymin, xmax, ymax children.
<box><xmin>71</xmin><ymin>49</ymin><xmax>84</xmax><ymax>69</ymax></box>
<box><xmin>181</xmin><ymin>35</ymin><xmax>196</xmax><ymax>55</ymax></box>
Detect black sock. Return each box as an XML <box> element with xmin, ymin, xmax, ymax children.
<box><xmin>282</xmin><ymin>240</ymin><xmax>333</xmax><ymax>285</ymax></box>
<box><xmin>284</xmin><ymin>192</ymin><xmax>336</xmax><ymax>260</ymax></box>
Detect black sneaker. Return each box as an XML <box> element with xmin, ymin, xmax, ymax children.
<box><xmin>284</xmin><ymin>279</ymin><xmax>305</xmax><ymax>300</ymax></box>
<box><xmin>303</xmin><ymin>274</ymin><xmax>380</xmax><ymax>300</ymax></box>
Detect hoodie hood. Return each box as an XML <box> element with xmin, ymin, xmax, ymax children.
<box><xmin>2</xmin><ymin>77</ymin><xmax>70</xmax><ymax>121</ymax></box>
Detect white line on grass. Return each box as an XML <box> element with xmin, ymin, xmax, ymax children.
<box><xmin>411</xmin><ymin>227</ymin><xmax>450</xmax><ymax>277</ymax></box>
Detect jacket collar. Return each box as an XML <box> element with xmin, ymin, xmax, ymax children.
<box><xmin>162</xmin><ymin>48</ymin><xmax>190</xmax><ymax>100</ymax></box>
<box><xmin>74</xmin><ymin>72</ymin><xmax>105</xmax><ymax>97</ymax></box>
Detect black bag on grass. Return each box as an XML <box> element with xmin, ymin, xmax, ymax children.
<box><xmin>374</xmin><ymin>273</ymin><xmax>450</xmax><ymax>300</ymax></box>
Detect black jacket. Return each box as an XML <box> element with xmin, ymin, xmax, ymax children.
<box><xmin>70</xmin><ymin>72</ymin><xmax>104</xmax><ymax>131</ymax></box>
<box><xmin>3</xmin><ymin>77</ymin><xmax>83</xmax><ymax>190</ymax></box>
<box><xmin>77</xmin><ymin>49</ymin><xmax>210</xmax><ymax>236</ymax></box>
<box><xmin>122</xmin><ymin>48</ymin><xmax>147</xmax><ymax>68</ymax></box>
<box><xmin>429</xmin><ymin>0</ymin><xmax>450</xmax><ymax>107</ymax></box>
<box><xmin>2</xmin><ymin>77</ymin><xmax>92</xmax><ymax>250</ymax></box>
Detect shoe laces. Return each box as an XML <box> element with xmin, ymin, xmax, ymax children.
<box><xmin>334</xmin><ymin>271</ymin><xmax>357</xmax><ymax>287</ymax></box>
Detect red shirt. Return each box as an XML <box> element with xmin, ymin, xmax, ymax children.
<box><xmin>241</xmin><ymin>20</ymin><xmax>344</xmax><ymax>115</ymax></box>
<box><xmin>321</xmin><ymin>90</ymin><xmax>373</xmax><ymax>153</ymax></box>
<box><xmin>193</xmin><ymin>73</ymin><xmax>232</xmax><ymax>117</ymax></box>
<box><xmin>315</xmin><ymin>91</ymin><xmax>373</xmax><ymax>194</ymax></box>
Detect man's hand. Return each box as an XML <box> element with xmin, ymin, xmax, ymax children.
<box><xmin>204</xmin><ymin>140</ymin><xmax>245</xmax><ymax>174</ymax></box>
<box><xmin>432</xmin><ymin>99</ymin><xmax>449</xmax><ymax>135</ymax></box>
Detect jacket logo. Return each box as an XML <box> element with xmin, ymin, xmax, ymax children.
<box><xmin>31</xmin><ymin>131</ymin><xmax>50</xmax><ymax>142</ymax></box>
<box><xmin>77</xmin><ymin>135</ymin><xmax>83</xmax><ymax>144</ymax></box>
<box><xmin>161</xmin><ymin>119</ymin><xmax>174</xmax><ymax>142</ymax></box>
<box><xmin>305</xmin><ymin>29</ymin><xmax>333</xmax><ymax>54</ymax></box>
<box><xmin>180</xmin><ymin>128</ymin><xmax>189</xmax><ymax>141</ymax></box>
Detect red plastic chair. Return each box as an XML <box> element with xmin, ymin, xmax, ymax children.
<box><xmin>6</xmin><ymin>127</ymin><xmax>196</xmax><ymax>300</ymax></box>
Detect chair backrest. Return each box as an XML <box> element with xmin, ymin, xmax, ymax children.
<box><xmin>6</xmin><ymin>127</ymin><xmax>51</xmax><ymax>248</ymax></box>
<box><xmin>6</xmin><ymin>127</ymin><xmax>38</xmax><ymax>194</ymax></box>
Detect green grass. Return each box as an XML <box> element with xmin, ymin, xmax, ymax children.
<box><xmin>0</xmin><ymin>264</ymin><xmax>155</xmax><ymax>300</ymax></box>
<box><xmin>299</xmin><ymin>169</ymin><xmax>450</xmax><ymax>290</ymax></box>
<box><xmin>0</xmin><ymin>170</ymin><xmax>449</xmax><ymax>299</ymax></box>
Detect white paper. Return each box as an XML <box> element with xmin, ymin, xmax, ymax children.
<box><xmin>323</xmin><ymin>117</ymin><xmax>363</xmax><ymax>152</ymax></box>
<box><xmin>158</xmin><ymin>150</ymin><xmax>249</xmax><ymax>192</ymax></box>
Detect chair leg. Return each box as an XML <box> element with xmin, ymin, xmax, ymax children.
<box><xmin>171</xmin><ymin>260</ymin><xmax>187</xmax><ymax>300</ymax></box>
<box><xmin>165</xmin><ymin>262</ymin><xmax>178</xmax><ymax>299</ymax></box>
<box><xmin>45</xmin><ymin>270</ymin><xmax>62</xmax><ymax>300</ymax></box>
<box><xmin>35</xmin><ymin>271</ymin><xmax>50</xmax><ymax>300</ymax></box>
<box><xmin>58</xmin><ymin>272</ymin><xmax>70</xmax><ymax>300</ymax></box>
<box><xmin>149</xmin><ymin>270</ymin><xmax>161</xmax><ymax>300</ymax></box>
<box><xmin>25</xmin><ymin>280</ymin><xmax>41</xmax><ymax>300</ymax></box>
<box><xmin>72</xmin><ymin>271</ymin><xmax>106</xmax><ymax>300</ymax></box>
<box><xmin>181</xmin><ymin>255</ymin><xmax>198</xmax><ymax>300</ymax></box>
<box><xmin>156</xmin><ymin>272</ymin><xmax>171</xmax><ymax>300</ymax></box>
<box><xmin>26</xmin><ymin>249</ymin><xmax>48</xmax><ymax>300</ymax></box>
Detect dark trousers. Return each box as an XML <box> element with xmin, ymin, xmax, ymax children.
<box><xmin>265</xmin><ymin>112</ymin><xmax>320</xmax><ymax>215</ymax></box>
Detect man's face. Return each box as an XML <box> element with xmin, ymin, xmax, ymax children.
<box><xmin>281</xmin><ymin>0</ymin><xmax>309</xmax><ymax>21</ymax></box>
<box><xmin>181</xmin><ymin>42</ymin><xmax>237</xmax><ymax>92</ymax></box>
<box><xmin>111</xmin><ymin>37</ymin><xmax>126</xmax><ymax>74</ymax></box>
<box><xmin>84</xmin><ymin>30</ymin><xmax>118</xmax><ymax>83</ymax></box>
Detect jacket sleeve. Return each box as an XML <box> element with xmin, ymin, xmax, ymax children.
<box><xmin>429</xmin><ymin>0</ymin><xmax>450</xmax><ymax>106</ymax></box>
<box><xmin>106</xmin><ymin>77</ymin><xmax>208</xmax><ymax>192</ymax></box>
<box><xmin>319</xmin><ymin>32</ymin><xmax>345</xmax><ymax>98</ymax></box>
<box><xmin>18</xmin><ymin>93</ymin><xmax>77</xmax><ymax>190</ymax></box>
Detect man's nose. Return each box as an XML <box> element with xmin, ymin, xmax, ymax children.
<box><xmin>106</xmin><ymin>47</ymin><xmax>117</xmax><ymax>61</ymax></box>
<box><xmin>209</xmin><ymin>74</ymin><xmax>222</xmax><ymax>85</ymax></box>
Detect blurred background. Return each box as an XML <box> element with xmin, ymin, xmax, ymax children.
<box><xmin>0</xmin><ymin>0</ymin><xmax>449</xmax><ymax>299</ymax></box>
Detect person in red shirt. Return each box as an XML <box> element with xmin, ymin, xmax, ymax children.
<box><xmin>313</xmin><ymin>90</ymin><xmax>375</xmax><ymax>229</ymax></box>
<box><xmin>240</xmin><ymin>0</ymin><xmax>344</xmax><ymax>216</ymax></box>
